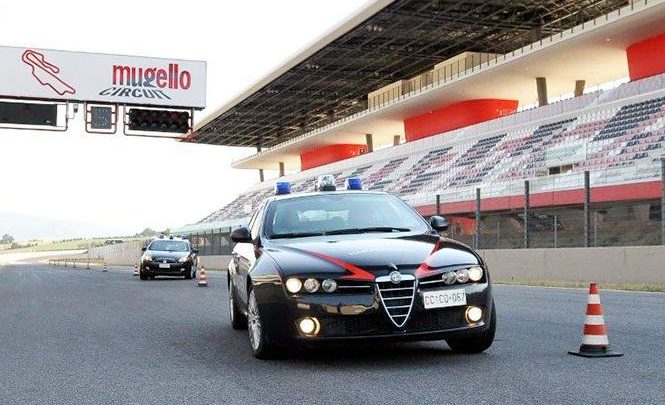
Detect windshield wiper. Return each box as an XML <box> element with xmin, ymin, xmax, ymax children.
<box><xmin>325</xmin><ymin>227</ymin><xmax>411</xmax><ymax>235</ymax></box>
<box><xmin>270</xmin><ymin>232</ymin><xmax>325</xmax><ymax>239</ymax></box>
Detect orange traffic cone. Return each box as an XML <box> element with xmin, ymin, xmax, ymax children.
<box><xmin>133</xmin><ymin>264</ymin><xmax>139</xmax><ymax>276</ymax></box>
<box><xmin>197</xmin><ymin>266</ymin><xmax>208</xmax><ymax>287</ymax></box>
<box><xmin>569</xmin><ymin>283</ymin><xmax>623</xmax><ymax>358</ymax></box>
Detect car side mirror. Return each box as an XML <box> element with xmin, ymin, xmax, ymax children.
<box><xmin>430</xmin><ymin>216</ymin><xmax>449</xmax><ymax>232</ymax></box>
<box><xmin>231</xmin><ymin>227</ymin><xmax>253</xmax><ymax>243</ymax></box>
<box><xmin>192</xmin><ymin>248</ymin><xmax>199</xmax><ymax>254</ymax></box>
<box><xmin>141</xmin><ymin>247</ymin><xmax>147</xmax><ymax>252</ymax></box>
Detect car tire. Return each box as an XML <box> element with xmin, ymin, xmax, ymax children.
<box><xmin>184</xmin><ymin>266</ymin><xmax>194</xmax><ymax>280</ymax></box>
<box><xmin>247</xmin><ymin>289</ymin><xmax>276</xmax><ymax>359</ymax></box>
<box><xmin>139</xmin><ymin>269</ymin><xmax>148</xmax><ymax>280</ymax></box>
<box><xmin>446</xmin><ymin>300</ymin><xmax>496</xmax><ymax>354</ymax></box>
<box><xmin>228</xmin><ymin>280</ymin><xmax>247</xmax><ymax>330</ymax></box>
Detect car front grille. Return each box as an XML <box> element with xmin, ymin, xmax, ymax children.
<box><xmin>375</xmin><ymin>274</ymin><xmax>416</xmax><ymax>328</ymax></box>
<box><xmin>153</xmin><ymin>257</ymin><xmax>178</xmax><ymax>263</ymax></box>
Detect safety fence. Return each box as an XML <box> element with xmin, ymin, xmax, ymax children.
<box><xmin>422</xmin><ymin>162</ymin><xmax>665</xmax><ymax>250</ymax></box>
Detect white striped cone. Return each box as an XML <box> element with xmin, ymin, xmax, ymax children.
<box><xmin>133</xmin><ymin>265</ymin><xmax>139</xmax><ymax>276</ymax></box>
<box><xmin>102</xmin><ymin>263</ymin><xmax>108</xmax><ymax>272</ymax></box>
<box><xmin>197</xmin><ymin>266</ymin><xmax>208</xmax><ymax>287</ymax></box>
<box><xmin>569</xmin><ymin>283</ymin><xmax>622</xmax><ymax>357</ymax></box>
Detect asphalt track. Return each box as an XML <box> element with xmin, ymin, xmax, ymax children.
<box><xmin>0</xmin><ymin>262</ymin><xmax>663</xmax><ymax>404</ymax></box>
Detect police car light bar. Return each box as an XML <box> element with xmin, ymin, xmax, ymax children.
<box><xmin>345</xmin><ymin>177</ymin><xmax>362</xmax><ymax>190</ymax></box>
<box><xmin>316</xmin><ymin>175</ymin><xmax>336</xmax><ymax>191</ymax></box>
<box><xmin>275</xmin><ymin>181</ymin><xmax>291</xmax><ymax>195</ymax></box>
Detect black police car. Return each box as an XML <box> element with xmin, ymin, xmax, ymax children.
<box><xmin>227</xmin><ymin>175</ymin><xmax>495</xmax><ymax>358</ymax></box>
<box><xmin>140</xmin><ymin>236</ymin><xmax>198</xmax><ymax>280</ymax></box>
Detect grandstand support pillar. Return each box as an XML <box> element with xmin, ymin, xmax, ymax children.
<box><xmin>393</xmin><ymin>135</ymin><xmax>401</xmax><ymax>146</ymax></box>
<box><xmin>536</xmin><ymin>77</ymin><xmax>548</xmax><ymax>107</ymax></box>
<box><xmin>475</xmin><ymin>188</ymin><xmax>481</xmax><ymax>250</ymax></box>
<box><xmin>257</xmin><ymin>146</ymin><xmax>265</xmax><ymax>182</ymax></box>
<box><xmin>661</xmin><ymin>158</ymin><xmax>665</xmax><ymax>245</ymax></box>
<box><xmin>574</xmin><ymin>80</ymin><xmax>586</xmax><ymax>97</ymax></box>
<box><xmin>584</xmin><ymin>171</ymin><xmax>591</xmax><ymax>247</ymax></box>
<box><xmin>279</xmin><ymin>162</ymin><xmax>285</xmax><ymax>177</ymax></box>
<box><xmin>436</xmin><ymin>194</ymin><xmax>441</xmax><ymax>216</ymax></box>
<box><xmin>524</xmin><ymin>180</ymin><xmax>530</xmax><ymax>249</ymax></box>
<box><xmin>365</xmin><ymin>134</ymin><xmax>374</xmax><ymax>153</ymax></box>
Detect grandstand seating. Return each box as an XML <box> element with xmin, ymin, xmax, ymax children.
<box><xmin>200</xmin><ymin>73</ymin><xmax>665</xmax><ymax>224</ymax></box>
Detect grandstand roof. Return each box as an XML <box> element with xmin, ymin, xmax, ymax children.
<box><xmin>230</xmin><ymin>1</ymin><xmax>665</xmax><ymax>170</ymax></box>
<box><xmin>192</xmin><ymin>0</ymin><xmax>628</xmax><ymax>149</ymax></box>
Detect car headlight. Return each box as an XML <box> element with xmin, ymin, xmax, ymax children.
<box><xmin>441</xmin><ymin>271</ymin><xmax>457</xmax><ymax>285</ymax></box>
<box><xmin>178</xmin><ymin>256</ymin><xmax>189</xmax><ymax>263</ymax></box>
<box><xmin>468</xmin><ymin>266</ymin><xmax>483</xmax><ymax>282</ymax></box>
<box><xmin>285</xmin><ymin>277</ymin><xmax>302</xmax><ymax>293</ymax></box>
<box><xmin>321</xmin><ymin>279</ymin><xmax>337</xmax><ymax>293</ymax></box>
<box><xmin>143</xmin><ymin>255</ymin><xmax>153</xmax><ymax>262</ymax></box>
<box><xmin>455</xmin><ymin>268</ymin><xmax>470</xmax><ymax>283</ymax></box>
<box><xmin>303</xmin><ymin>278</ymin><xmax>320</xmax><ymax>293</ymax></box>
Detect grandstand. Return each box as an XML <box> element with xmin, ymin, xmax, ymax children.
<box><xmin>177</xmin><ymin>0</ymin><xmax>665</xmax><ymax>251</ymax></box>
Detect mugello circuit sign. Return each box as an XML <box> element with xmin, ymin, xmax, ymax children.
<box><xmin>0</xmin><ymin>46</ymin><xmax>206</xmax><ymax>109</ymax></box>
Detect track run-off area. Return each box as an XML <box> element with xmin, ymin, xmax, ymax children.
<box><xmin>0</xmin><ymin>261</ymin><xmax>663</xmax><ymax>405</ymax></box>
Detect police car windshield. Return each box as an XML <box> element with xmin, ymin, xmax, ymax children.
<box><xmin>148</xmin><ymin>240</ymin><xmax>189</xmax><ymax>252</ymax></box>
<box><xmin>265</xmin><ymin>193</ymin><xmax>427</xmax><ymax>239</ymax></box>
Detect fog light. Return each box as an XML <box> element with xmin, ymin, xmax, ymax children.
<box><xmin>468</xmin><ymin>266</ymin><xmax>483</xmax><ymax>282</ymax></box>
<box><xmin>285</xmin><ymin>278</ymin><xmax>302</xmax><ymax>294</ymax></box>
<box><xmin>456</xmin><ymin>268</ymin><xmax>470</xmax><ymax>283</ymax></box>
<box><xmin>321</xmin><ymin>279</ymin><xmax>337</xmax><ymax>293</ymax></box>
<box><xmin>304</xmin><ymin>278</ymin><xmax>320</xmax><ymax>293</ymax></box>
<box><xmin>466</xmin><ymin>306</ymin><xmax>483</xmax><ymax>323</ymax></box>
<box><xmin>298</xmin><ymin>317</ymin><xmax>320</xmax><ymax>336</ymax></box>
<box><xmin>441</xmin><ymin>271</ymin><xmax>456</xmax><ymax>285</ymax></box>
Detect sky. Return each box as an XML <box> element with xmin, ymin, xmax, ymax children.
<box><xmin>0</xmin><ymin>0</ymin><xmax>371</xmax><ymax>239</ymax></box>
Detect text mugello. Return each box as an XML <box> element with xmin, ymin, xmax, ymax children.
<box><xmin>98</xmin><ymin>63</ymin><xmax>192</xmax><ymax>101</ymax></box>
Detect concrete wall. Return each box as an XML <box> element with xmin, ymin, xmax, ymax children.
<box><xmin>480</xmin><ymin>246</ymin><xmax>665</xmax><ymax>284</ymax></box>
<box><xmin>85</xmin><ymin>241</ymin><xmax>231</xmax><ymax>270</ymax></box>
<box><xmin>87</xmin><ymin>241</ymin><xmax>144</xmax><ymax>266</ymax></box>
<box><xmin>198</xmin><ymin>255</ymin><xmax>231</xmax><ymax>271</ymax></box>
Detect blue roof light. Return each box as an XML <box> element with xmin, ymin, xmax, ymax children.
<box><xmin>345</xmin><ymin>177</ymin><xmax>362</xmax><ymax>190</ymax></box>
<box><xmin>275</xmin><ymin>181</ymin><xmax>291</xmax><ymax>195</ymax></box>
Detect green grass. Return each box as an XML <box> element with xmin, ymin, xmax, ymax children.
<box><xmin>495</xmin><ymin>279</ymin><xmax>665</xmax><ymax>293</ymax></box>
<box><xmin>3</xmin><ymin>237</ymin><xmax>144</xmax><ymax>253</ymax></box>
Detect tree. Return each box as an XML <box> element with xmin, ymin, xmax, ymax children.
<box><xmin>1</xmin><ymin>234</ymin><xmax>14</xmax><ymax>244</ymax></box>
<box><xmin>136</xmin><ymin>228</ymin><xmax>157</xmax><ymax>237</ymax></box>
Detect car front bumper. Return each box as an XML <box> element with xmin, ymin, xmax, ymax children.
<box><xmin>254</xmin><ymin>281</ymin><xmax>492</xmax><ymax>344</ymax></box>
<box><xmin>141</xmin><ymin>262</ymin><xmax>191</xmax><ymax>276</ymax></box>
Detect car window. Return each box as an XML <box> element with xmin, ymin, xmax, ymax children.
<box><xmin>250</xmin><ymin>204</ymin><xmax>265</xmax><ymax>239</ymax></box>
<box><xmin>148</xmin><ymin>240</ymin><xmax>189</xmax><ymax>252</ymax></box>
<box><xmin>264</xmin><ymin>193</ymin><xmax>427</xmax><ymax>238</ymax></box>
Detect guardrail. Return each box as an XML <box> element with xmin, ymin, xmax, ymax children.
<box><xmin>48</xmin><ymin>257</ymin><xmax>105</xmax><ymax>269</ymax></box>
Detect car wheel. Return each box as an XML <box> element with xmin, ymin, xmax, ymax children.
<box><xmin>139</xmin><ymin>269</ymin><xmax>148</xmax><ymax>280</ymax></box>
<box><xmin>247</xmin><ymin>289</ymin><xmax>276</xmax><ymax>359</ymax></box>
<box><xmin>184</xmin><ymin>266</ymin><xmax>194</xmax><ymax>280</ymax></box>
<box><xmin>228</xmin><ymin>281</ymin><xmax>247</xmax><ymax>330</ymax></box>
<box><xmin>446</xmin><ymin>300</ymin><xmax>496</xmax><ymax>354</ymax></box>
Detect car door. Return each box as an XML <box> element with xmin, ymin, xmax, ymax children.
<box><xmin>233</xmin><ymin>204</ymin><xmax>265</xmax><ymax>309</ymax></box>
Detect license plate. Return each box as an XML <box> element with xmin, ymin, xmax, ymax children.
<box><xmin>422</xmin><ymin>289</ymin><xmax>466</xmax><ymax>310</ymax></box>
<box><xmin>158</xmin><ymin>263</ymin><xmax>170</xmax><ymax>269</ymax></box>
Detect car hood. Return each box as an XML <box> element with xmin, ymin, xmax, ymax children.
<box><xmin>146</xmin><ymin>250</ymin><xmax>189</xmax><ymax>260</ymax></box>
<box><xmin>262</xmin><ymin>234</ymin><xmax>481</xmax><ymax>281</ymax></box>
